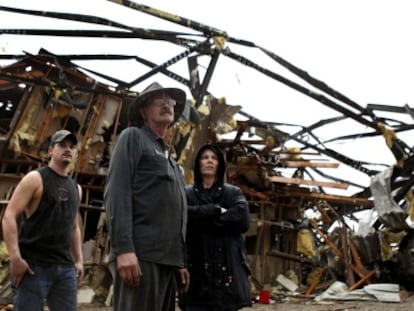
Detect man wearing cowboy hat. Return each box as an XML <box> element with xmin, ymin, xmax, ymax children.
<box><xmin>104</xmin><ymin>82</ymin><xmax>189</xmax><ymax>310</ymax></box>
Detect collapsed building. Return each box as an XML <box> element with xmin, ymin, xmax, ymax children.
<box><xmin>1</xmin><ymin>2</ymin><xmax>414</xmax><ymax>306</ymax></box>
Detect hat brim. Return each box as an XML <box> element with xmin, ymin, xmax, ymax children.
<box><xmin>63</xmin><ymin>133</ymin><xmax>78</xmax><ymax>145</ymax></box>
<box><xmin>128</xmin><ymin>87</ymin><xmax>186</xmax><ymax>127</ymax></box>
<box><xmin>50</xmin><ymin>131</ymin><xmax>78</xmax><ymax>145</ymax></box>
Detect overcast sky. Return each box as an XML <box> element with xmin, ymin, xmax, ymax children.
<box><xmin>1</xmin><ymin>0</ymin><xmax>413</xmax><ymax>107</ymax></box>
<box><xmin>0</xmin><ymin>0</ymin><xmax>413</xmax><ymax>195</ymax></box>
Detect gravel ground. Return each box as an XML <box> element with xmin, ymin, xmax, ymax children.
<box><xmin>78</xmin><ymin>291</ymin><xmax>414</xmax><ymax>311</ymax></box>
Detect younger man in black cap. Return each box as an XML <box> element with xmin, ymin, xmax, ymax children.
<box><xmin>2</xmin><ymin>129</ymin><xmax>84</xmax><ymax>311</ymax></box>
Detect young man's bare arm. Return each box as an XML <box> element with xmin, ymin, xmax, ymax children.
<box><xmin>2</xmin><ymin>171</ymin><xmax>40</xmax><ymax>286</ymax></box>
<box><xmin>72</xmin><ymin>185</ymin><xmax>84</xmax><ymax>280</ymax></box>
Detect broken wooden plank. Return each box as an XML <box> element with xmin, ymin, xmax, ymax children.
<box><xmin>268</xmin><ymin>249</ymin><xmax>314</xmax><ymax>265</ymax></box>
<box><xmin>282</xmin><ymin>160</ymin><xmax>339</xmax><ymax>168</ymax></box>
<box><xmin>348</xmin><ymin>269</ymin><xmax>377</xmax><ymax>291</ymax></box>
<box><xmin>280</xmin><ymin>188</ymin><xmax>374</xmax><ymax>206</ymax></box>
<box><xmin>236</xmin><ymin>184</ymin><xmax>269</xmax><ymax>200</ymax></box>
<box><xmin>305</xmin><ymin>268</ymin><xmax>325</xmax><ymax>295</ymax></box>
<box><xmin>269</xmin><ymin>175</ymin><xmax>349</xmax><ymax>189</ymax></box>
<box><xmin>341</xmin><ymin>226</ymin><xmax>355</xmax><ymax>287</ymax></box>
<box><xmin>309</xmin><ymin>220</ymin><xmax>343</xmax><ymax>258</ymax></box>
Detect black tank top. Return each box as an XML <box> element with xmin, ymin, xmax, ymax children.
<box><xmin>19</xmin><ymin>166</ymin><xmax>79</xmax><ymax>265</ymax></box>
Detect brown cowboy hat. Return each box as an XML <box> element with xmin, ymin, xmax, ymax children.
<box><xmin>128</xmin><ymin>82</ymin><xmax>186</xmax><ymax>127</ymax></box>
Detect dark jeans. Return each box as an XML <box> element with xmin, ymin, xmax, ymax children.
<box><xmin>13</xmin><ymin>263</ymin><xmax>77</xmax><ymax>311</ymax></box>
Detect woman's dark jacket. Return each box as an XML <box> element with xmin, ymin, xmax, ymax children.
<box><xmin>181</xmin><ymin>144</ymin><xmax>251</xmax><ymax>311</ymax></box>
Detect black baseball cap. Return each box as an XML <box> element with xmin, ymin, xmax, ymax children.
<box><xmin>50</xmin><ymin>130</ymin><xmax>78</xmax><ymax>145</ymax></box>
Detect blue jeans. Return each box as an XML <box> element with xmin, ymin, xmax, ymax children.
<box><xmin>13</xmin><ymin>263</ymin><xmax>77</xmax><ymax>311</ymax></box>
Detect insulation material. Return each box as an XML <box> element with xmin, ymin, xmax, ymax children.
<box><xmin>297</xmin><ymin>228</ymin><xmax>317</xmax><ymax>257</ymax></box>
<box><xmin>405</xmin><ymin>191</ymin><xmax>414</xmax><ymax>228</ymax></box>
<box><xmin>379</xmin><ymin>228</ymin><xmax>406</xmax><ymax>261</ymax></box>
